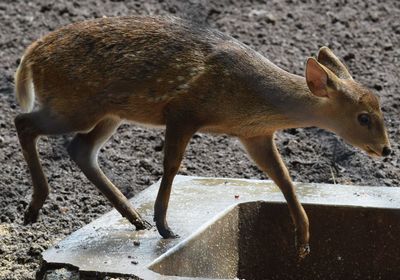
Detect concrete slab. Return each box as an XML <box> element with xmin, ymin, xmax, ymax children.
<box><xmin>42</xmin><ymin>176</ymin><xmax>400</xmax><ymax>279</ymax></box>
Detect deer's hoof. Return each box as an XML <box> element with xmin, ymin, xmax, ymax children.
<box><xmin>160</xmin><ymin>227</ymin><xmax>180</xmax><ymax>239</ymax></box>
<box><xmin>168</xmin><ymin>231</ymin><xmax>179</xmax><ymax>239</ymax></box>
<box><xmin>23</xmin><ymin>207</ymin><xmax>39</xmax><ymax>225</ymax></box>
<box><xmin>135</xmin><ymin>219</ymin><xmax>153</xmax><ymax>230</ymax></box>
<box><xmin>297</xmin><ymin>243</ymin><xmax>311</xmax><ymax>260</ymax></box>
<box><xmin>155</xmin><ymin>222</ymin><xmax>180</xmax><ymax>239</ymax></box>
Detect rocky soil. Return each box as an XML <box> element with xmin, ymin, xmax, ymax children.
<box><xmin>0</xmin><ymin>0</ymin><xmax>399</xmax><ymax>279</ymax></box>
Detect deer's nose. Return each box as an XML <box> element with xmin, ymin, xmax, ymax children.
<box><xmin>382</xmin><ymin>146</ymin><xmax>391</xmax><ymax>157</ymax></box>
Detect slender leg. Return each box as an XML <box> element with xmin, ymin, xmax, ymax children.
<box><xmin>154</xmin><ymin>119</ymin><xmax>198</xmax><ymax>238</ymax></box>
<box><xmin>240</xmin><ymin>134</ymin><xmax>310</xmax><ymax>259</ymax></box>
<box><xmin>67</xmin><ymin>118</ymin><xmax>150</xmax><ymax>230</ymax></box>
<box><xmin>14</xmin><ymin>109</ymin><xmax>80</xmax><ymax>224</ymax></box>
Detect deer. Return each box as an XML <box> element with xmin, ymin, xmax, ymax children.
<box><xmin>14</xmin><ymin>15</ymin><xmax>391</xmax><ymax>259</ymax></box>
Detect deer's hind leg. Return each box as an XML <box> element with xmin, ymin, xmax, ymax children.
<box><xmin>67</xmin><ymin>117</ymin><xmax>149</xmax><ymax>230</ymax></box>
<box><xmin>14</xmin><ymin>109</ymin><xmax>89</xmax><ymax>224</ymax></box>
<box><xmin>154</xmin><ymin>117</ymin><xmax>199</xmax><ymax>238</ymax></box>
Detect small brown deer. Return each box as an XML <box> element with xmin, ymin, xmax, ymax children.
<box><xmin>14</xmin><ymin>16</ymin><xmax>390</xmax><ymax>258</ymax></box>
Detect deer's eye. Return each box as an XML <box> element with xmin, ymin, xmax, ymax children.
<box><xmin>358</xmin><ymin>113</ymin><xmax>371</xmax><ymax>126</ymax></box>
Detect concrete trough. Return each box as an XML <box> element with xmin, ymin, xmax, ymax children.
<box><xmin>42</xmin><ymin>176</ymin><xmax>400</xmax><ymax>279</ymax></box>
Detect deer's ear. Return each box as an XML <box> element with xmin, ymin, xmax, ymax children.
<box><xmin>305</xmin><ymin>57</ymin><xmax>342</xmax><ymax>98</ymax></box>
<box><xmin>305</xmin><ymin>58</ymin><xmax>330</xmax><ymax>98</ymax></box>
<box><xmin>317</xmin><ymin>46</ymin><xmax>353</xmax><ymax>80</ymax></box>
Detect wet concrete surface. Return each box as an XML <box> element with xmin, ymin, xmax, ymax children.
<box><xmin>42</xmin><ymin>176</ymin><xmax>400</xmax><ymax>279</ymax></box>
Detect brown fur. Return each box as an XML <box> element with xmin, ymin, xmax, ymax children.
<box><xmin>14</xmin><ymin>16</ymin><xmax>390</xmax><ymax>259</ymax></box>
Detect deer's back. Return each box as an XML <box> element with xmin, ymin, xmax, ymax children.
<box><xmin>24</xmin><ymin>17</ymin><xmax>225</xmax><ymax>118</ymax></box>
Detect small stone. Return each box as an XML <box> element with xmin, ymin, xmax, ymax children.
<box><xmin>28</xmin><ymin>244</ymin><xmax>44</xmax><ymax>256</ymax></box>
<box><xmin>131</xmin><ymin>260</ymin><xmax>138</xmax><ymax>265</ymax></box>
<box><xmin>295</xmin><ymin>23</ymin><xmax>303</xmax><ymax>29</ymax></box>
<box><xmin>248</xmin><ymin>10</ymin><xmax>276</xmax><ymax>24</ymax></box>
<box><xmin>265</xmin><ymin>13</ymin><xmax>276</xmax><ymax>24</ymax></box>
<box><xmin>154</xmin><ymin>140</ymin><xmax>164</xmax><ymax>152</ymax></box>
<box><xmin>383</xmin><ymin>44</ymin><xmax>393</xmax><ymax>51</ymax></box>
<box><xmin>375</xmin><ymin>170</ymin><xmax>385</xmax><ymax>179</ymax></box>
<box><xmin>373</xmin><ymin>84</ymin><xmax>383</xmax><ymax>91</ymax></box>
<box><xmin>139</xmin><ymin>159</ymin><xmax>153</xmax><ymax>171</ymax></box>
<box><xmin>343</xmin><ymin>52</ymin><xmax>355</xmax><ymax>61</ymax></box>
<box><xmin>383</xmin><ymin>179</ymin><xmax>392</xmax><ymax>186</ymax></box>
<box><xmin>368</xmin><ymin>11</ymin><xmax>379</xmax><ymax>22</ymax></box>
<box><xmin>133</xmin><ymin>240</ymin><xmax>140</xmax><ymax>246</ymax></box>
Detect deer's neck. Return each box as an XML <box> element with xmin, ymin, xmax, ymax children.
<box><xmin>275</xmin><ymin>73</ymin><xmax>329</xmax><ymax>128</ymax></box>
<box><xmin>255</xmin><ymin>63</ymin><xmax>331</xmax><ymax>131</ymax></box>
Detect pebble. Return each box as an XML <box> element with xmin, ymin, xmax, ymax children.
<box><xmin>343</xmin><ymin>52</ymin><xmax>355</xmax><ymax>61</ymax></box>
<box><xmin>248</xmin><ymin>9</ymin><xmax>276</xmax><ymax>24</ymax></box>
<box><xmin>375</xmin><ymin>170</ymin><xmax>385</xmax><ymax>179</ymax></box>
<box><xmin>28</xmin><ymin>244</ymin><xmax>43</xmax><ymax>256</ymax></box>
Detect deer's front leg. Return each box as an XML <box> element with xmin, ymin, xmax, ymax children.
<box><xmin>240</xmin><ymin>134</ymin><xmax>310</xmax><ymax>259</ymax></box>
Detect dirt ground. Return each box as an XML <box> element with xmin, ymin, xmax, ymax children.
<box><xmin>0</xmin><ymin>0</ymin><xmax>399</xmax><ymax>279</ymax></box>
